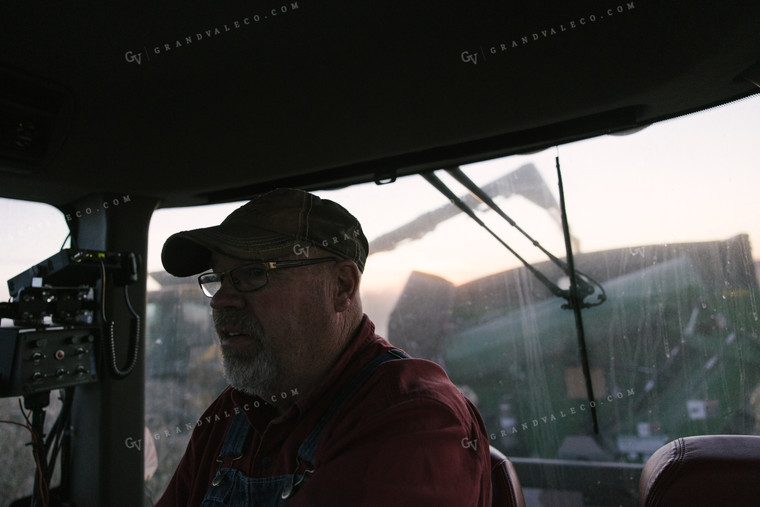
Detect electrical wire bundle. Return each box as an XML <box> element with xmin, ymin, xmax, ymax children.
<box><xmin>0</xmin><ymin>388</ymin><xmax>75</xmax><ymax>507</ymax></box>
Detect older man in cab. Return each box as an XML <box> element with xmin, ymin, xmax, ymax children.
<box><xmin>156</xmin><ymin>188</ymin><xmax>492</xmax><ymax>506</ymax></box>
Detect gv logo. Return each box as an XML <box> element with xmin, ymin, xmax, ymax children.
<box><xmin>293</xmin><ymin>243</ymin><xmax>311</xmax><ymax>257</ymax></box>
<box><xmin>461</xmin><ymin>437</ymin><xmax>478</xmax><ymax>451</ymax></box>
<box><xmin>124</xmin><ymin>51</ymin><xmax>143</xmax><ymax>65</ymax></box>
<box><xmin>124</xmin><ymin>436</ymin><xmax>142</xmax><ymax>451</ymax></box>
<box><xmin>460</xmin><ymin>50</ymin><xmax>479</xmax><ymax>65</ymax></box>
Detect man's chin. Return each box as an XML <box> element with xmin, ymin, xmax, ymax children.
<box><xmin>229</xmin><ymin>383</ymin><xmax>262</xmax><ymax>397</ymax></box>
<box><xmin>221</xmin><ymin>357</ymin><xmax>277</xmax><ymax>399</ymax></box>
<box><xmin>225</xmin><ymin>377</ymin><xmax>272</xmax><ymax>398</ymax></box>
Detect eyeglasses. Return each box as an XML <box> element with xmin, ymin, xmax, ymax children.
<box><xmin>198</xmin><ymin>257</ymin><xmax>338</xmax><ymax>297</ymax></box>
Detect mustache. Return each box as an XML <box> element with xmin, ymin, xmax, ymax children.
<box><xmin>212</xmin><ymin>309</ymin><xmax>262</xmax><ymax>336</ymax></box>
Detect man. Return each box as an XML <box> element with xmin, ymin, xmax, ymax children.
<box><xmin>156</xmin><ymin>188</ymin><xmax>492</xmax><ymax>506</ymax></box>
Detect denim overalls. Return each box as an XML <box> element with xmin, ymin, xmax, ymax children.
<box><xmin>201</xmin><ymin>349</ymin><xmax>409</xmax><ymax>506</ymax></box>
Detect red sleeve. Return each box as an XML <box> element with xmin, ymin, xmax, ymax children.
<box><xmin>154</xmin><ymin>413</ymin><xmax>215</xmax><ymax>507</ymax></box>
<box><xmin>154</xmin><ymin>393</ymin><xmax>231</xmax><ymax>507</ymax></box>
<box><xmin>288</xmin><ymin>396</ymin><xmax>492</xmax><ymax>507</ymax></box>
<box><xmin>154</xmin><ymin>437</ymin><xmax>196</xmax><ymax>506</ymax></box>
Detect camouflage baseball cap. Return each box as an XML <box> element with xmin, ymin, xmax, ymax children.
<box><xmin>161</xmin><ymin>188</ymin><xmax>368</xmax><ymax>276</ymax></box>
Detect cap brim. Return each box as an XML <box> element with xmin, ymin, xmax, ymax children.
<box><xmin>161</xmin><ymin>230</ymin><xmax>215</xmax><ymax>277</ymax></box>
<box><xmin>161</xmin><ymin>226</ymin><xmax>300</xmax><ymax>277</ymax></box>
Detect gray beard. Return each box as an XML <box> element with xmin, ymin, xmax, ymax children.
<box><xmin>213</xmin><ymin>309</ymin><xmax>279</xmax><ymax>398</ymax></box>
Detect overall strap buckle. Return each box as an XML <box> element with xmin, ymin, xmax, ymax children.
<box><xmin>281</xmin><ymin>456</ymin><xmax>315</xmax><ymax>499</ymax></box>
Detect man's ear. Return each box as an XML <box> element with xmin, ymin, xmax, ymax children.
<box><xmin>333</xmin><ymin>260</ymin><xmax>361</xmax><ymax>312</ymax></box>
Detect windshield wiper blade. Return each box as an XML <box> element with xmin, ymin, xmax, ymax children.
<box><xmin>555</xmin><ymin>155</ymin><xmax>598</xmax><ymax>434</ymax></box>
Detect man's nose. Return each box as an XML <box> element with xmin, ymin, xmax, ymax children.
<box><xmin>210</xmin><ymin>279</ymin><xmax>245</xmax><ymax>309</ymax></box>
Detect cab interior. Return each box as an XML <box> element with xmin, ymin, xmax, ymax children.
<box><xmin>2</xmin><ymin>2</ymin><xmax>760</xmax><ymax>506</ymax></box>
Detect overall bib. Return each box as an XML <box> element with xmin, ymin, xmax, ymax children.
<box><xmin>200</xmin><ymin>349</ymin><xmax>409</xmax><ymax>506</ymax></box>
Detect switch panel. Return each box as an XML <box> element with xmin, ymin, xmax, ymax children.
<box><xmin>0</xmin><ymin>327</ymin><xmax>99</xmax><ymax>396</ymax></box>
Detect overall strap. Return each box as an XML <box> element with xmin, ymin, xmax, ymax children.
<box><xmin>296</xmin><ymin>348</ymin><xmax>410</xmax><ymax>466</ymax></box>
<box><xmin>218</xmin><ymin>410</ymin><xmax>251</xmax><ymax>458</ymax></box>
<box><xmin>211</xmin><ymin>409</ymin><xmax>252</xmax><ymax>487</ymax></box>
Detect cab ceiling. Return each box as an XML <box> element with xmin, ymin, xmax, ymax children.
<box><xmin>1</xmin><ymin>1</ymin><xmax>759</xmax><ymax>208</ymax></box>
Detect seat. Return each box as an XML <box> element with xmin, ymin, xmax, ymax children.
<box><xmin>490</xmin><ymin>445</ymin><xmax>526</xmax><ymax>507</ymax></box>
<box><xmin>639</xmin><ymin>434</ymin><xmax>760</xmax><ymax>506</ymax></box>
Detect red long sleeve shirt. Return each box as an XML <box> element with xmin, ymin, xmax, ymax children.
<box><xmin>156</xmin><ymin>316</ymin><xmax>492</xmax><ymax>506</ymax></box>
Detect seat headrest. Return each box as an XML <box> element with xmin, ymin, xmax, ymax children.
<box><xmin>490</xmin><ymin>446</ymin><xmax>526</xmax><ymax>507</ymax></box>
<box><xmin>639</xmin><ymin>435</ymin><xmax>760</xmax><ymax>506</ymax></box>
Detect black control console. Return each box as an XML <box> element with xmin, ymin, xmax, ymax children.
<box><xmin>1</xmin><ymin>248</ymin><xmax>140</xmax><ymax>398</ymax></box>
<box><xmin>0</xmin><ymin>327</ymin><xmax>99</xmax><ymax>397</ymax></box>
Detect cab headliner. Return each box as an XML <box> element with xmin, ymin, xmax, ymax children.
<box><xmin>1</xmin><ymin>1</ymin><xmax>759</xmax><ymax>208</ymax></box>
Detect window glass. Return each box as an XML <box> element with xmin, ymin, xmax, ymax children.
<box><xmin>0</xmin><ymin>200</ymin><xmax>70</xmax><ymax>504</ymax></box>
<box><xmin>143</xmin><ymin>204</ymin><xmax>241</xmax><ymax>503</ymax></box>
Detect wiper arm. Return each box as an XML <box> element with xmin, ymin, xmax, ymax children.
<box><xmin>555</xmin><ymin>155</ymin><xmax>598</xmax><ymax>434</ymax></box>
<box><xmin>422</xmin><ymin>171</ymin><xmax>568</xmax><ymax>300</ymax></box>
<box><xmin>423</xmin><ymin>164</ymin><xmax>603</xmax><ymax>434</ymax></box>
<box><xmin>424</xmin><ymin>169</ymin><xmax>606</xmax><ymax>309</ymax></box>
